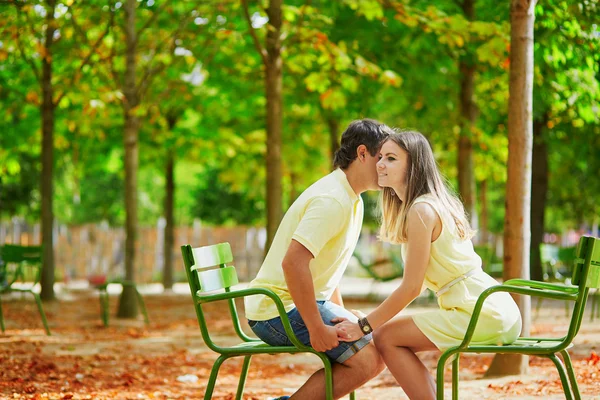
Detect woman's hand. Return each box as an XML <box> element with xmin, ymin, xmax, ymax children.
<box><xmin>334</xmin><ymin>320</ymin><xmax>364</xmax><ymax>342</ymax></box>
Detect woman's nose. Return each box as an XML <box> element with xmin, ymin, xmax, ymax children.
<box><xmin>376</xmin><ymin>160</ymin><xmax>384</xmax><ymax>169</ymax></box>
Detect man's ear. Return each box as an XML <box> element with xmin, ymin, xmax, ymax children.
<box><xmin>356</xmin><ymin>144</ymin><xmax>367</xmax><ymax>162</ymax></box>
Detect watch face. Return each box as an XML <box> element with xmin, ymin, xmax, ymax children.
<box><xmin>362</xmin><ymin>325</ymin><xmax>370</xmax><ymax>332</ymax></box>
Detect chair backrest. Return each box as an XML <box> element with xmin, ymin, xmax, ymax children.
<box><xmin>1</xmin><ymin>244</ymin><xmax>42</xmax><ymax>264</ymax></box>
<box><xmin>0</xmin><ymin>244</ymin><xmax>43</xmax><ymax>285</ymax></box>
<box><xmin>566</xmin><ymin>236</ymin><xmax>600</xmax><ymax>341</ymax></box>
<box><xmin>189</xmin><ymin>243</ymin><xmax>239</xmax><ymax>292</ymax></box>
<box><xmin>181</xmin><ymin>243</ymin><xmax>245</xmax><ymax>349</ymax></box>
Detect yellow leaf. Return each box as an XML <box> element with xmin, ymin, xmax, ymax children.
<box><xmin>26</xmin><ymin>91</ymin><xmax>39</xmax><ymax>105</ymax></box>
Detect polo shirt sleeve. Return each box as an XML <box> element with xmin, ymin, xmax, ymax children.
<box><xmin>292</xmin><ymin>196</ymin><xmax>346</xmax><ymax>258</ymax></box>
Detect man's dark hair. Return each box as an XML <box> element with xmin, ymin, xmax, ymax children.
<box><xmin>333</xmin><ymin>119</ymin><xmax>393</xmax><ymax>169</ymax></box>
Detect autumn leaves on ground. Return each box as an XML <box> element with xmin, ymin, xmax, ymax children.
<box><xmin>1</xmin><ymin>290</ymin><xmax>599</xmax><ymax>400</ymax></box>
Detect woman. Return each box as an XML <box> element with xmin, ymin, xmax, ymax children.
<box><xmin>335</xmin><ymin>131</ymin><xmax>522</xmax><ymax>400</ymax></box>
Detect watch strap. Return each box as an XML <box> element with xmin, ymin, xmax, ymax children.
<box><xmin>357</xmin><ymin>317</ymin><xmax>373</xmax><ymax>335</ymax></box>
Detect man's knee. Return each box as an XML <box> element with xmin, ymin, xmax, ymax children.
<box><xmin>343</xmin><ymin>342</ymin><xmax>385</xmax><ymax>378</ymax></box>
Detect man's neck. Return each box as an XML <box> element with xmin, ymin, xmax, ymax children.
<box><xmin>341</xmin><ymin>165</ymin><xmax>364</xmax><ymax>196</ymax></box>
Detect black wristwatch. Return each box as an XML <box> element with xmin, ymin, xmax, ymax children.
<box><xmin>357</xmin><ymin>317</ymin><xmax>373</xmax><ymax>335</ymax></box>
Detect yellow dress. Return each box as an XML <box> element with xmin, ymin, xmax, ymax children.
<box><xmin>406</xmin><ymin>195</ymin><xmax>522</xmax><ymax>351</ymax></box>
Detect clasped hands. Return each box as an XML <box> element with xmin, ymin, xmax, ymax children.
<box><xmin>331</xmin><ymin>309</ymin><xmax>366</xmax><ymax>343</ymax></box>
<box><xmin>310</xmin><ymin>309</ymin><xmax>368</xmax><ymax>352</ymax></box>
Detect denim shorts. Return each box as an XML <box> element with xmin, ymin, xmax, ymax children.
<box><xmin>248</xmin><ymin>300</ymin><xmax>372</xmax><ymax>363</ymax></box>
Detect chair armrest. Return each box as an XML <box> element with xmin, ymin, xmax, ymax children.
<box><xmin>457</xmin><ymin>284</ymin><xmax>579</xmax><ymax>349</ymax></box>
<box><xmin>504</xmin><ymin>279</ymin><xmax>578</xmax><ymax>293</ymax></box>
<box><xmin>197</xmin><ymin>287</ymin><xmax>311</xmax><ymax>350</ymax></box>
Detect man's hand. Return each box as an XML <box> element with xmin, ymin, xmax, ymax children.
<box><xmin>309</xmin><ymin>324</ymin><xmax>340</xmax><ymax>352</ymax></box>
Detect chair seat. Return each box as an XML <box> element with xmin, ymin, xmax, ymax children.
<box><xmin>223</xmin><ymin>340</ymin><xmax>313</xmax><ymax>355</ymax></box>
<box><xmin>510</xmin><ymin>338</ymin><xmax>574</xmax><ymax>349</ymax></box>
<box><xmin>464</xmin><ymin>338</ymin><xmax>573</xmax><ymax>354</ymax></box>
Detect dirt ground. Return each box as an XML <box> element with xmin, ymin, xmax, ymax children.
<box><xmin>1</xmin><ymin>287</ymin><xmax>599</xmax><ymax>399</ymax></box>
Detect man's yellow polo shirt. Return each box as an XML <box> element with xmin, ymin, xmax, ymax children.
<box><xmin>245</xmin><ymin>168</ymin><xmax>364</xmax><ymax>321</ymax></box>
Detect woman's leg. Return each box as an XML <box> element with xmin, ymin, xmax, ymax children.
<box><xmin>373</xmin><ymin>315</ymin><xmax>438</xmax><ymax>400</ymax></box>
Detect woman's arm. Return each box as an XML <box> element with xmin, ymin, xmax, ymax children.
<box><xmin>336</xmin><ymin>202</ymin><xmax>440</xmax><ymax>340</ymax></box>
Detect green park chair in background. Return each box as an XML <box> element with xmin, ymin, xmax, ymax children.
<box><xmin>534</xmin><ymin>244</ymin><xmax>571</xmax><ymax>318</ymax></box>
<box><xmin>93</xmin><ymin>278</ymin><xmax>149</xmax><ymax>327</ymax></box>
<box><xmin>181</xmin><ymin>242</ymin><xmax>357</xmax><ymax>400</ymax></box>
<box><xmin>0</xmin><ymin>244</ymin><xmax>51</xmax><ymax>335</ymax></box>
<box><xmin>436</xmin><ymin>235</ymin><xmax>600</xmax><ymax>400</ymax></box>
<box><xmin>353</xmin><ymin>251</ymin><xmax>404</xmax><ymax>282</ymax></box>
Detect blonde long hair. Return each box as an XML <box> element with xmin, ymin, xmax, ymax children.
<box><xmin>378</xmin><ymin>131</ymin><xmax>474</xmax><ymax>244</ymax></box>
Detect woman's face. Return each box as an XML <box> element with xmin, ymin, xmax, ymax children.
<box><xmin>376</xmin><ymin>140</ymin><xmax>409</xmax><ymax>192</ymax></box>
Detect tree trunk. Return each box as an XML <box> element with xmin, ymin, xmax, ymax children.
<box><xmin>118</xmin><ymin>0</ymin><xmax>140</xmax><ymax>318</ymax></box>
<box><xmin>264</xmin><ymin>0</ymin><xmax>283</xmax><ymax>253</ymax></box>
<box><xmin>327</xmin><ymin>116</ymin><xmax>340</xmax><ymax>167</ymax></box>
<box><xmin>40</xmin><ymin>0</ymin><xmax>57</xmax><ymax>301</ymax></box>
<box><xmin>479</xmin><ymin>179</ymin><xmax>489</xmax><ymax>246</ymax></box>
<box><xmin>487</xmin><ymin>0</ymin><xmax>536</xmax><ymax>377</ymax></box>
<box><xmin>163</xmin><ymin>117</ymin><xmax>177</xmax><ymax>291</ymax></box>
<box><xmin>530</xmin><ymin>115</ymin><xmax>549</xmax><ymax>282</ymax></box>
<box><xmin>457</xmin><ymin>0</ymin><xmax>477</xmax><ymax>229</ymax></box>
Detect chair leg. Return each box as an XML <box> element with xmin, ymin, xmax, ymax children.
<box><xmin>0</xmin><ymin>296</ymin><xmax>5</xmax><ymax>333</ymax></box>
<box><xmin>134</xmin><ymin>288</ymin><xmax>150</xmax><ymax>325</ymax></box>
<box><xmin>548</xmin><ymin>354</ymin><xmax>574</xmax><ymax>400</ymax></box>
<box><xmin>597</xmin><ymin>290</ymin><xmax>600</xmax><ymax>320</ymax></box>
<box><xmin>560</xmin><ymin>350</ymin><xmax>581</xmax><ymax>400</ymax></box>
<box><xmin>99</xmin><ymin>288</ymin><xmax>109</xmax><ymax>327</ymax></box>
<box><xmin>535</xmin><ymin>296</ymin><xmax>543</xmax><ymax>319</ymax></box>
<box><xmin>31</xmin><ymin>291</ymin><xmax>51</xmax><ymax>336</ymax></box>
<box><xmin>436</xmin><ymin>350</ymin><xmax>455</xmax><ymax>400</ymax></box>
<box><xmin>316</xmin><ymin>353</ymin><xmax>334</xmax><ymax>400</ymax></box>
<box><xmin>592</xmin><ymin>289</ymin><xmax>599</xmax><ymax>322</ymax></box>
<box><xmin>205</xmin><ymin>355</ymin><xmax>228</xmax><ymax>400</ymax></box>
<box><xmin>451</xmin><ymin>354</ymin><xmax>459</xmax><ymax>400</ymax></box>
<box><xmin>591</xmin><ymin>292</ymin><xmax>596</xmax><ymax>323</ymax></box>
<box><xmin>235</xmin><ymin>356</ymin><xmax>251</xmax><ymax>400</ymax></box>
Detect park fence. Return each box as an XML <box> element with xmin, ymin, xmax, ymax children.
<box><xmin>0</xmin><ymin>218</ymin><xmax>267</xmax><ymax>283</ymax></box>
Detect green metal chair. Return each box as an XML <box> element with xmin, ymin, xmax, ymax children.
<box><xmin>353</xmin><ymin>251</ymin><xmax>404</xmax><ymax>282</ymax></box>
<box><xmin>0</xmin><ymin>244</ymin><xmax>51</xmax><ymax>335</ymax></box>
<box><xmin>181</xmin><ymin>242</ymin><xmax>357</xmax><ymax>400</ymax></box>
<box><xmin>436</xmin><ymin>235</ymin><xmax>600</xmax><ymax>400</ymax></box>
<box><xmin>534</xmin><ymin>244</ymin><xmax>571</xmax><ymax>318</ymax></box>
<box><xmin>95</xmin><ymin>279</ymin><xmax>150</xmax><ymax>327</ymax></box>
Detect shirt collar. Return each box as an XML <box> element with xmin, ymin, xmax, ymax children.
<box><xmin>333</xmin><ymin>168</ymin><xmax>360</xmax><ymax>202</ymax></box>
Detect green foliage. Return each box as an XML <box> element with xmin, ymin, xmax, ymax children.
<box><xmin>0</xmin><ymin>0</ymin><xmax>598</xmax><ymax>237</ymax></box>
<box><xmin>191</xmin><ymin>168</ymin><xmax>263</xmax><ymax>226</ymax></box>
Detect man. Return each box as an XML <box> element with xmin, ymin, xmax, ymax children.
<box><xmin>245</xmin><ymin>119</ymin><xmax>393</xmax><ymax>399</ymax></box>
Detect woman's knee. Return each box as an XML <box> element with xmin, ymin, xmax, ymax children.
<box><xmin>373</xmin><ymin>323</ymin><xmax>393</xmax><ymax>351</ymax></box>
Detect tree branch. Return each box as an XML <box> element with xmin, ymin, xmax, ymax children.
<box><xmin>241</xmin><ymin>0</ymin><xmax>268</xmax><ymax>64</ymax></box>
<box><xmin>54</xmin><ymin>6</ymin><xmax>115</xmax><ymax>106</ymax></box>
<box><xmin>136</xmin><ymin>6</ymin><xmax>197</xmax><ymax>98</ymax></box>
<box><xmin>69</xmin><ymin>5</ymin><xmax>90</xmax><ymax>42</ymax></box>
<box><xmin>136</xmin><ymin>2</ymin><xmax>169</xmax><ymax>36</ymax></box>
<box><xmin>14</xmin><ymin>8</ymin><xmax>40</xmax><ymax>81</ymax></box>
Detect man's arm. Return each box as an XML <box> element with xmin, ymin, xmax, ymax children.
<box><xmin>282</xmin><ymin>239</ymin><xmax>339</xmax><ymax>352</ymax></box>
<box><xmin>330</xmin><ymin>286</ymin><xmax>344</xmax><ymax>308</ymax></box>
